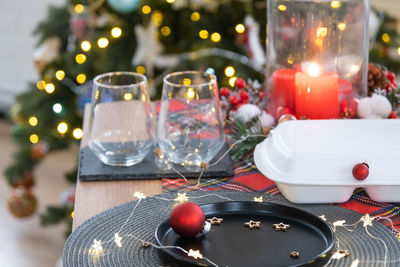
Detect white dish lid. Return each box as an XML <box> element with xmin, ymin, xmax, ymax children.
<box><xmin>255</xmin><ymin>119</ymin><xmax>400</xmax><ymax>186</ymax></box>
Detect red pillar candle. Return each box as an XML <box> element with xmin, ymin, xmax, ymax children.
<box><xmin>295</xmin><ymin>64</ymin><xmax>339</xmax><ymax>119</ymax></box>
<box><xmin>271</xmin><ymin>69</ymin><xmax>296</xmax><ymax>117</ymax></box>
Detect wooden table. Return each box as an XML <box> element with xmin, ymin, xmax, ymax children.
<box><xmin>72</xmin><ymin>105</ymin><xmax>163</xmax><ymax>230</ymax></box>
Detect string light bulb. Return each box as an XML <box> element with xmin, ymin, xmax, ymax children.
<box><xmin>136</xmin><ymin>66</ymin><xmax>146</xmax><ymax>74</ymax></box>
<box><xmin>235</xmin><ymin>24</ymin><xmax>245</xmax><ymax>34</ymax></box>
<box><xmin>89</xmin><ymin>239</ymin><xmax>103</xmax><ymax>256</ymax></box>
<box><xmin>28</xmin><ymin>116</ymin><xmax>38</xmax><ymax>126</ymax></box>
<box><xmin>76</xmin><ymin>73</ymin><xmax>87</xmax><ymax>84</ymax></box>
<box><xmin>124</xmin><ymin>93</ymin><xmax>133</xmax><ymax>101</ymax></box>
<box><xmin>174</xmin><ymin>193</ymin><xmax>188</xmax><ymax>202</ymax></box>
<box><xmin>337</xmin><ymin>22</ymin><xmax>347</xmax><ymax>31</ymax></box>
<box><xmin>166</xmin><ymin>0</ymin><xmax>175</xmax><ymax>3</ymax></box>
<box><xmin>229</xmin><ymin>77</ymin><xmax>237</xmax><ymax>87</ymax></box>
<box><xmin>331</xmin><ymin>1</ymin><xmax>341</xmax><ymax>8</ymax></box>
<box><xmin>75</xmin><ymin>54</ymin><xmax>87</xmax><ymax>64</ymax></box>
<box><xmin>45</xmin><ymin>83</ymin><xmax>55</xmax><ymax>94</ymax></box>
<box><xmin>55</xmin><ymin>70</ymin><xmax>65</xmax><ymax>80</ymax></box>
<box><xmin>73</xmin><ymin>128</ymin><xmax>83</xmax><ymax>139</ymax></box>
<box><xmin>224</xmin><ymin>66</ymin><xmax>235</xmax><ymax>77</ymax></box>
<box><xmin>211</xmin><ymin>32</ymin><xmax>221</xmax><ymax>43</ymax></box>
<box><xmin>142</xmin><ymin>5</ymin><xmax>151</xmax><ymax>14</ymax></box>
<box><xmin>111</xmin><ymin>27</ymin><xmax>122</xmax><ymax>38</ymax></box>
<box><xmin>186</xmin><ymin>88</ymin><xmax>195</xmax><ymax>100</ymax></box>
<box><xmin>199</xmin><ymin>30</ymin><xmax>209</xmax><ymax>39</ymax></box>
<box><xmin>191</xmin><ymin>12</ymin><xmax>200</xmax><ymax>22</ymax></box>
<box><xmin>97</xmin><ymin>37</ymin><xmax>109</xmax><ymax>48</ymax></box>
<box><xmin>36</xmin><ymin>80</ymin><xmax>46</xmax><ymax>90</ymax></box>
<box><xmin>161</xmin><ymin>26</ymin><xmax>171</xmax><ymax>36</ymax></box>
<box><xmin>81</xmin><ymin>41</ymin><xmax>91</xmax><ymax>52</ymax></box>
<box><xmin>30</xmin><ymin>134</ymin><xmax>39</xmax><ymax>144</ymax></box>
<box><xmin>74</xmin><ymin>4</ymin><xmax>84</xmax><ymax>14</ymax></box>
<box><xmin>133</xmin><ymin>191</ymin><xmax>147</xmax><ymax>199</ymax></box>
<box><xmin>278</xmin><ymin>4</ymin><xmax>287</xmax><ymax>11</ymax></box>
<box><xmin>382</xmin><ymin>33</ymin><xmax>390</xmax><ymax>44</ymax></box>
<box><xmin>114</xmin><ymin>233</ymin><xmax>123</xmax><ymax>247</ymax></box>
<box><xmin>57</xmin><ymin>122</ymin><xmax>68</xmax><ymax>134</ymax></box>
<box><xmin>53</xmin><ymin>103</ymin><xmax>62</xmax><ymax>113</ymax></box>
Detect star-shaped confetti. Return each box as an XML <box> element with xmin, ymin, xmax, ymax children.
<box><xmin>331</xmin><ymin>249</ymin><xmax>350</xmax><ymax>259</ymax></box>
<box><xmin>244</xmin><ymin>220</ymin><xmax>261</xmax><ymax>229</ymax></box>
<box><xmin>188</xmin><ymin>249</ymin><xmax>203</xmax><ymax>259</ymax></box>
<box><xmin>361</xmin><ymin>214</ymin><xmax>373</xmax><ymax>227</ymax></box>
<box><xmin>273</xmin><ymin>222</ymin><xmax>291</xmax><ymax>231</ymax></box>
<box><xmin>207</xmin><ymin>217</ymin><xmax>224</xmax><ymax>225</ymax></box>
<box><xmin>114</xmin><ymin>233</ymin><xmax>122</xmax><ymax>247</ymax></box>
<box><xmin>174</xmin><ymin>193</ymin><xmax>188</xmax><ymax>202</ymax></box>
<box><xmin>253</xmin><ymin>196</ymin><xmax>263</xmax><ymax>202</ymax></box>
<box><xmin>350</xmin><ymin>259</ymin><xmax>360</xmax><ymax>267</ymax></box>
<box><xmin>333</xmin><ymin>220</ymin><xmax>346</xmax><ymax>231</ymax></box>
<box><xmin>133</xmin><ymin>191</ymin><xmax>147</xmax><ymax>199</ymax></box>
<box><xmin>290</xmin><ymin>251</ymin><xmax>300</xmax><ymax>258</ymax></box>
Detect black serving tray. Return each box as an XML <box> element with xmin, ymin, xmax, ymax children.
<box><xmin>155</xmin><ymin>201</ymin><xmax>335</xmax><ymax>267</ymax></box>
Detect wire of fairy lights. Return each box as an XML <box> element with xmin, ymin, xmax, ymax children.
<box><xmin>81</xmin><ymin>134</ymin><xmax>399</xmax><ymax>266</ymax></box>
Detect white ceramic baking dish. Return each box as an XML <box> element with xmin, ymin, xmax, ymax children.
<box><xmin>254</xmin><ymin>119</ymin><xmax>400</xmax><ymax>203</ymax></box>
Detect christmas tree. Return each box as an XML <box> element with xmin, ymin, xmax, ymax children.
<box><xmin>4</xmin><ymin>0</ymin><xmax>400</xmax><ymax>236</ymax></box>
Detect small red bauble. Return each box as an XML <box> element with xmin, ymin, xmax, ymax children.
<box><xmin>229</xmin><ymin>95</ymin><xmax>240</xmax><ymax>106</ymax></box>
<box><xmin>387</xmin><ymin>72</ymin><xmax>395</xmax><ymax>83</ymax></box>
<box><xmin>389</xmin><ymin>111</ymin><xmax>397</xmax><ymax>119</ymax></box>
<box><xmin>170</xmin><ymin>201</ymin><xmax>205</xmax><ymax>237</ymax></box>
<box><xmin>239</xmin><ymin>90</ymin><xmax>248</xmax><ymax>100</ymax></box>
<box><xmin>258</xmin><ymin>91</ymin><xmax>266</xmax><ymax>99</ymax></box>
<box><xmin>220</xmin><ymin>87</ymin><xmax>230</xmax><ymax>97</ymax></box>
<box><xmin>234</xmin><ymin>78</ymin><xmax>246</xmax><ymax>89</ymax></box>
<box><xmin>352</xmin><ymin>163</ymin><xmax>369</xmax><ymax>180</ymax></box>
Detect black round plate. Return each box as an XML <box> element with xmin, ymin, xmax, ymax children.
<box><xmin>155</xmin><ymin>201</ymin><xmax>335</xmax><ymax>267</ymax></box>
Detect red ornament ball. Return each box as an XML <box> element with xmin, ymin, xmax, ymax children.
<box><xmin>352</xmin><ymin>163</ymin><xmax>369</xmax><ymax>180</ymax></box>
<box><xmin>234</xmin><ymin>78</ymin><xmax>246</xmax><ymax>89</ymax></box>
<box><xmin>239</xmin><ymin>90</ymin><xmax>249</xmax><ymax>100</ymax></box>
<box><xmin>220</xmin><ymin>87</ymin><xmax>230</xmax><ymax>97</ymax></box>
<box><xmin>229</xmin><ymin>95</ymin><xmax>240</xmax><ymax>106</ymax></box>
<box><xmin>170</xmin><ymin>201</ymin><xmax>205</xmax><ymax>237</ymax></box>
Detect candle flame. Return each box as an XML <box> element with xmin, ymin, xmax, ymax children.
<box><xmin>307</xmin><ymin>63</ymin><xmax>321</xmax><ymax>77</ymax></box>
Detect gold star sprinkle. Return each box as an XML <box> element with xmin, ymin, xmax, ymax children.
<box><xmin>174</xmin><ymin>192</ymin><xmax>188</xmax><ymax>202</ymax></box>
<box><xmin>361</xmin><ymin>214</ymin><xmax>373</xmax><ymax>227</ymax></box>
<box><xmin>290</xmin><ymin>251</ymin><xmax>300</xmax><ymax>258</ymax></box>
<box><xmin>244</xmin><ymin>220</ymin><xmax>261</xmax><ymax>229</ymax></box>
<box><xmin>273</xmin><ymin>222</ymin><xmax>291</xmax><ymax>231</ymax></box>
<box><xmin>188</xmin><ymin>249</ymin><xmax>203</xmax><ymax>259</ymax></box>
<box><xmin>207</xmin><ymin>217</ymin><xmax>224</xmax><ymax>225</ymax></box>
<box><xmin>253</xmin><ymin>196</ymin><xmax>263</xmax><ymax>202</ymax></box>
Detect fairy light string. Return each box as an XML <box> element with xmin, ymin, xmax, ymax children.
<box><xmin>84</xmin><ymin>134</ymin><xmax>400</xmax><ymax>266</ymax></box>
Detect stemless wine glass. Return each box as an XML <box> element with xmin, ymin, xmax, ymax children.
<box><xmin>88</xmin><ymin>72</ymin><xmax>154</xmax><ymax>166</ymax></box>
<box><xmin>158</xmin><ymin>71</ymin><xmax>225</xmax><ymax>167</ymax></box>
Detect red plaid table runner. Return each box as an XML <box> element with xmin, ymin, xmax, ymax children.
<box><xmin>162</xmin><ymin>164</ymin><xmax>400</xmax><ymax>238</ymax></box>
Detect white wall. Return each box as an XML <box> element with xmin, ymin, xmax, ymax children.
<box><xmin>0</xmin><ymin>0</ymin><xmax>63</xmax><ymax>111</ymax></box>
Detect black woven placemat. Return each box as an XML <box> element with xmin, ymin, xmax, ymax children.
<box><xmin>63</xmin><ymin>191</ymin><xmax>400</xmax><ymax>266</ymax></box>
<box><xmin>79</xmin><ymin>144</ymin><xmax>234</xmax><ymax>181</ymax></box>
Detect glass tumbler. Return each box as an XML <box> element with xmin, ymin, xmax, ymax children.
<box><xmin>88</xmin><ymin>72</ymin><xmax>154</xmax><ymax>166</ymax></box>
<box><xmin>158</xmin><ymin>71</ymin><xmax>225</xmax><ymax>166</ymax></box>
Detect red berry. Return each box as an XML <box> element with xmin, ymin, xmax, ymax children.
<box><xmin>220</xmin><ymin>87</ymin><xmax>230</xmax><ymax>97</ymax></box>
<box><xmin>241</xmin><ymin>98</ymin><xmax>248</xmax><ymax>104</ymax></box>
<box><xmin>387</xmin><ymin>72</ymin><xmax>396</xmax><ymax>83</ymax></box>
<box><xmin>239</xmin><ymin>90</ymin><xmax>248</xmax><ymax>100</ymax></box>
<box><xmin>234</xmin><ymin>78</ymin><xmax>246</xmax><ymax>89</ymax></box>
<box><xmin>259</xmin><ymin>91</ymin><xmax>266</xmax><ymax>99</ymax></box>
<box><xmin>229</xmin><ymin>95</ymin><xmax>240</xmax><ymax>106</ymax></box>
<box><xmin>352</xmin><ymin>163</ymin><xmax>369</xmax><ymax>180</ymax></box>
<box><xmin>389</xmin><ymin>111</ymin><xmax>397</xmax><ymax>119</ymax></box>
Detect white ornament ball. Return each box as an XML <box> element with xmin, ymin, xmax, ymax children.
<box><xmin>260</xmin><ymin>111</ymin><xmax>275</xmax><ymax>128</ymax></box>
<box><xmin>235</xmin><ymin>104</ymin><xmax>262</xmax><ymax>123</ymax></box>
<box><xmin>200</xmin><ymin>221</ymin><xmax>211</xmax><ymax>235</ymax></box>
<box><xmin>357</xmin><ymin>97</ymin><xmax>374</xmax><ymax>119</ymax></box>
<box><xmin>371</xmin><ymin>94</ymin><xmax>392</xmax><ymax>118</ymax></box>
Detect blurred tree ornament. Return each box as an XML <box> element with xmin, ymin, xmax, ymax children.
<box><xmin>8</xmin><ymin>187</ymin><xmax>37</xmax><ymax>218</ymax></box>
<box><xmin>339</xmin><ymin>96</ymin><xmax>359</xmax><ymax>119</ymax></box>
<box><xmin>31</xmin><ymin>141</ymin><xmax>50</xmax><ymax>160</ymax></box>
<box><xmin>60</xmin><ymin>186</ymin><xmax>76</xmax><ymax>207</ymax></box>
<box><xmin>131</xmin><ymin>20</ymin><xmax>163</xmax><ymax>76</ymax></box>
<box><xmin>33</xmin><ymin>37</ymin><xmax>62</xmax><ymax>71</ymax></box>
<box><xmin>13</xmin><ymin>172</ymin><xmax>35</xmax><ymax>188</ymax></box>
<box><xmin>70</xmin><ymin>14</ymin><xmax>88</xmax><ymax>42</ymax></box>
<box><xmin>9</xmin><ymin>104</ymin><xmax>24</xmax><ymax>125</ymax></box>
<box><xmin>107</xmin><ymin>0</ymin><xmax>139</xmax><ymax>14</ymax></box>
